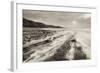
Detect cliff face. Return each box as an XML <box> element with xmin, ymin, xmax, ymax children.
<box><xmin>23</xmin><ymin>18</ymin><xmax>63</xmax><ymax>28</ymax></box>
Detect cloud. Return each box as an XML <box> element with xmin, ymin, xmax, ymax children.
<box><xmin>23</xmin><ymin>10</ymin><xmax>91</xmax><ymax>28</ymax></box>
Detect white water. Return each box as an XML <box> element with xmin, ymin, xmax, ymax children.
<box><xmin>23</xmin><ymin>29</ymin><xmax>91</xmax><ymax>62</ymax></box>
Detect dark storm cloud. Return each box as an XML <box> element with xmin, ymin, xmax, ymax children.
<box><xmin>23</xmin><ymin>10</ymin><xmax>91</xmax><ymax>28</ymax></box>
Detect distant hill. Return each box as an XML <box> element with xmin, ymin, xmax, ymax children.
<box><xmin>23</xmin><ymin>18</ymin><xmax>63</xmax><ymax>28</ymax></box>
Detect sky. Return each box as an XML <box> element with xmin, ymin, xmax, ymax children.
<box><xmin>23</xmin><ymin>10</ymin><xmax>91</xmax><ymax>28</ymax></box>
